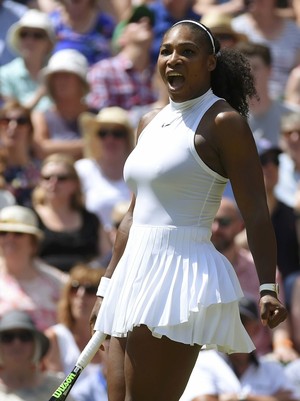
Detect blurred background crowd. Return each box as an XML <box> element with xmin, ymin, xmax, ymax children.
<box><xmin>2</xmin><ymin>0</ymin><xmax>300</xmax><ymax>400</ymax></box>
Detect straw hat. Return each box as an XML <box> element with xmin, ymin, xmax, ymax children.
<box><xmin>79</xmin><ymin>107</ymin><xmax>135</xmax><ymax>159</ymax></box>
<box><xmin>0</xmin><ymin>205</ymin><xmax>43</xmax><ymax>240</ymax></box>
<box><xmin>41</xmin><ymin>49</ymin><xmax>90</xmax><ymax>95</ymax></box>
<box><xmin>0</xmin><ymin>309</ymin><xmax>50</xmax><ymax>361</ymax></box>
<box><xmin>201</xmin><ymin>12</ymin><xmax>248</xmax><ymax>43</ymax></box>
<box><xmin>7</xmin><ymin>9</ymin><xmax>56</xmax><ymax>55</ymax></box>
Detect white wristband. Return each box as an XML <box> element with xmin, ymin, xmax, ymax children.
<box><xmin>259</xmin><ymin>283</ymin><xmax>279</xmax><ymax>296</ymax></box>
<box><xmin>96</xmin><ymin>277</ymin><xmax>111</xmax><ymax>297</ymax></box>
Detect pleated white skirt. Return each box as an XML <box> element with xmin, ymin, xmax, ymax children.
<box><xmin>95</xmin><ymin>224</ymin><xmax>255</xmax><ymax>353</ymax></box>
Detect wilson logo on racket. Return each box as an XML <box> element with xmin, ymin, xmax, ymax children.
<box><xmin>51</xmin><ymin>371</ymin><xmax>79</xmax><ymax>398</ymax></box>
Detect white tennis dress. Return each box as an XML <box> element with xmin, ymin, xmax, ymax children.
<box><xmin>94</xmin><ymin>88</ymin><xmax>255</xmax><ymax>353</ymax></box>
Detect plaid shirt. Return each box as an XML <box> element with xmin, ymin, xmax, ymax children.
<box><xmin>87</xmin><ymin>53</ymin><xmax>158</xmax><ymax>111</ymax></box>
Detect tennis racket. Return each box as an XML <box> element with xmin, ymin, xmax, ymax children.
<box><xmin>48</xmin><ymin>331</ymin><xmax>106</xmax><ymax>401</ymax></box>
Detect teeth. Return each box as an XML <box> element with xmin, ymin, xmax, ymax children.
<box><xmin>167</xmin><ymin>72</ymin><xmax>183</xmax><ymax>77</ymax></box>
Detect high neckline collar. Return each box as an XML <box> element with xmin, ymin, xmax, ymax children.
<box><xmin>169</xmin><ymin>88</ymin><xmax>214</xmax><ymax>112</ymax></box>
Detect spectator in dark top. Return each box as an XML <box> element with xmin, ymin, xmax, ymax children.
<box><xmin>32</xmin><ymin>153</ymin><xmax>111</xmax><ymax>272</ymax></box>
<box><xmin>256</xmin><ymin>138</ymin><xmax>300</xmax><ymax>308</ymax></box>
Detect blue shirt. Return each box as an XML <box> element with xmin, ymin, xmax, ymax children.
<box><xmin>49</xmin><ymin>10</ymin><xmax>115</xmax><ymax>66</ymax></box>
<box><xmin>148</xmin><ymin>1</ymin><xmax>201</xmax><ymax>63</ymax></box>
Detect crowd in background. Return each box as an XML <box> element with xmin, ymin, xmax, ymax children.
<box><xmin>1</xmin><ymin>0</ymin><xmax>300</xmax><ymax>400</ymax></box>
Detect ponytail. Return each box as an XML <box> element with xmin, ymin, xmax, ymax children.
<box><xmin>211</xmin><ymin>48</ymin><xmax>257</xmax><ymax>117</ymax></box>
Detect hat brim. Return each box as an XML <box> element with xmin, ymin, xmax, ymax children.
<box><xmin>0</xmin><ymin>321</ymin><xmax>50</xmax><ymax>358</ymax></box>
<box><xmin>79</xmin><ymin>111</ymin><xmax>134</xmax><ymax>159</ymax></box>
<box><xmin>7</xmin><ymin>23</ymin><xmax>56</xmax><ymax>55</ymax></box>
<box><xmin>0</xmin><ymin>223</ymin><xmax>43</xmax><ymax>240</ymax></box>
<box><xmin>41</xmin><ymin>66</ymin><xmax>90</xmax><ymax>96</ymax></box>
<box><xmin>211</xmin><ymin>27</ymin><xmax>248</xmax><ymax>42</ymax></box>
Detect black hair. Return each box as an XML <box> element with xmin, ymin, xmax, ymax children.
<box><xmin>168</xmin><ymin>20</ymin><xmax>257</xmax><ymax>118</ymax></box>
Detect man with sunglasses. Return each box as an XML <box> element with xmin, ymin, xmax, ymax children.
<box><xmin>211</xmin><ymin>197</ymin><xmax>292</xmax><ymax>360</ymax></box>
<box><xmin>0</xmin><ymin>309</ymin><xmax>76</xmax><ymax>400</ymax></box>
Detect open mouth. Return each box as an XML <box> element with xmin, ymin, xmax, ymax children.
<box><xmin>166</xmin><ymin>72</ymin><xmax>184</xmax><ymax>90</ymax></box>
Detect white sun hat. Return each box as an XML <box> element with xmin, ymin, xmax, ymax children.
<box><xmin>7</xmin><ymin>9</ymin><xmax>56</xmax><ymax>55</ymax></box>
<box><xmin>41</xmin><ymin>49</ymin><xmax>90</xmax><ymax>95</ymax></box>
<box><xmin>0</xmin><ymin>205</ymin><xmax>43</xmax><ymax>240</ymax></box>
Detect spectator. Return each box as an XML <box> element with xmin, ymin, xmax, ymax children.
<box><xmin>87</xmin><ymin>4</ymin><xmax>159</xmax><ymax>128</ymax></box>
<box><xmin>0</xmin><ymin>9</ymin><xmax>55</xmax><ymax>112</ymax></box>
<box><xmin>285</xmin><ymin>353</ymin><xmax>300</xmax><ymax>399</ymax></box>
<box><xmin>31</xmin><ymin>49</ymin><xmax>91</xmax><ymax>160</ymax></box>
<box><xmin>32</xmin><ymin>153</ymin><xmax>111</xmax><ymax>272</ymax></box>
<box><xmin>211</xmin><ymin>197</ymin><xmax>272</xmax><ymax>356</ymax></box>
<box><xmin>256</xmin><ymin>139</ymin><xmax>300</xmax><ymax>308</ymax></box>
<box><xmin>0</xmin><ymin>100</ymin><xmax>41</xmax><ymax>207</ymax></box>
<box><xmin>212</xmin><ymin>196</ymin><xmax>298</xmax><ymax>363</ymax></box>
<box><xmin>232</xmin><ymin>0</ymin><xmax>300</xmax><ymax>99</ymax></box>
<box><xmin>200</xmin><ymin>11</ymin><xmax>248</xmax><ymax>49</ymax></box>
<box><xmin>289</xmin><ymin>276</ymin><xmax>300</xmax><ymax>354</ymax></box>
<box><xmin>0</xmin><ymin>205</ymin><xmax>67</xmax><ymax>331</ymax></box>
<box><xmin>237</xmin><ymin>41</ymin><xmax>297</xmax><ymax>146</ymax></box>
<box><xmin>148</xmin><ymin>0</ymin><xmax>201</xmax><ymax>63</ymax></box>
<box><xmin>194</xmin><ymin>0</ymin><xmax>245</xmax><ymax>15</ymax></box>
<box><xmin>75</xmin><ymin>107</ymin><xmax>134</xmax><ymax>231</ymax></box>
<box><xmin>179</xmin><ymin>296</ymin><xmax>298</xmax><ymax>401</ymax></box>
<box><xmin>0</xmin><ymin>0</ymin><xmax>27</xmax><ymax>67</ymax></box>
<box><xmin>284</xmin><ymin>64</ymin><xmax>300</xmax><ymax>107</ymax></box>
<box><xmin>48</xmin><ymin>0</ymin><xmax>115</xmax><ymax>66</ymax></box>
<box><xmin>275</xmin><ymin>111</ymin><xmax>300</xmax><ymax>208</ymax></box>
<box><xmin>44</xmin><ymin>264</ymin><xmax>107</xmax><ymax>400</ymax></box>
<box><xmin>0</xmin><ymin>309</ymin><xmax>76</xmax><ymax>401</ymax></box>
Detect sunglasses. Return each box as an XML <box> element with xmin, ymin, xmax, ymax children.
<box><xmin>19</xmin><ymin>30</ymin><xmax>47</xmax><ymax>40</ymax></box>
<box><xmin>70</xmin><ymin>281</ymin><xmax>98</xmax><ymax>295</ymax></box>
<box><xmin>213</xmin><ymin>217</ymin><xmax>235</xmax><ymax>228</ymax></box>
<box><xmin>97</xmin><ymin>129</ymin><xmax>127</xmax><ymax>140</ymax></box>
<box><xmin>41</xmin><ymin>174</ymin><xmax>74</xmax><ymax>182</ymax></box>
<box><xmin>0</xmin><ymin>330</ymin><xmax>34</xmax><ymax>344</ymax></box>
<box><xmin>0</xmin><ymin>231</ymin><xmax>25</xmax><ymax>237</ymax></box>
<box><xmin>0</xmin><ymin>116</ymin><xmax>30</xmax><ymax>126</ymax></box>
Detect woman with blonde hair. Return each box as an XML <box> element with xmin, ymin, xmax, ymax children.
<box><xmin>32</xmin><ymin>153</ymin><xmax>111</xmax><ymax>272</ymax></box>
<box><xmin>44</xmin><ymin>264</ymin><xmax>108</xmax><ymax>399</ymax></box>
<box><xmin>0</xmin><ymin>99</ymin><xmax>41</xmax><ymax>207</ymax></box>
<box><xmin>75</xmin><ymin>107</ymin><xmax>135</xmax><ymax>231</ymax></box>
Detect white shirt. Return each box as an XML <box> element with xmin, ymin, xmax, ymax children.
<box><xmin>75</xmin><ymin>158</ymin><xmax>131</xmax><ymax>229</ymax></box>
<box><xmin>180</xmin><ymin>350</ymin><xmax>297</xmax><ymax>401</ymax></box>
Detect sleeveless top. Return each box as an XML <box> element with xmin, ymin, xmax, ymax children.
<box><xmin>95</xmin><ymin>89</ymin><xmax>254</xmax><ymax>353</ymax></box>
<box><xmin>124</xmin><ymin>88</ymin><xmax>228</xmax><ymax>229</ymax></box>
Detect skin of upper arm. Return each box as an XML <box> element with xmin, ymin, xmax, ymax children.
<box><xmin>213</xmin><ymin>110</ymin><xmax>269</xmax><ymax>223</ymax></box>
<box><xmin>31</xmin><ymin>110</ymin><xmax>49</xmax><ymax>141</ymax></box>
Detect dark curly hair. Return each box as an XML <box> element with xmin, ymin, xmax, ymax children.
<box><xmin>167</xmin><ymin>20</ymin><xmax>257</xmax><ymax>117</ymax></box>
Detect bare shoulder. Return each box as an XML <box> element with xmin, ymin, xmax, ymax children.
<box><xmin>136</xmin><ymin>107</ymin><xmax>163</xmax><ymax>138</ymax></box>
<box><xmin>206</xmin><ymin>101</ymin><xmax>254</xmax><ymax>150</ymax></box>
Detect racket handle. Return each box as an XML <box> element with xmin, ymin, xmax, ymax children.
<box><xmin>76</xmin><ymin>331</ymin><xmax>107</xmax><ymax>369</ymax></box>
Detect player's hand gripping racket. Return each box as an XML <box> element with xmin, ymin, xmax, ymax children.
<box><xmin>48</xmin><ymin>331</ymin><xmax>106</xmax><ymax>401</ymax></box>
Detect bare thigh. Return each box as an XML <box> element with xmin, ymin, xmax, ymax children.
<box><xmin>107</xmin><ymin>336</ymin><xmax>127</xmax><ymax>401</ymax></box>
<box><xmin>123</xmin><ymin>325</ymin><xmax>201</xmax><ymax>401</ymax></box>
